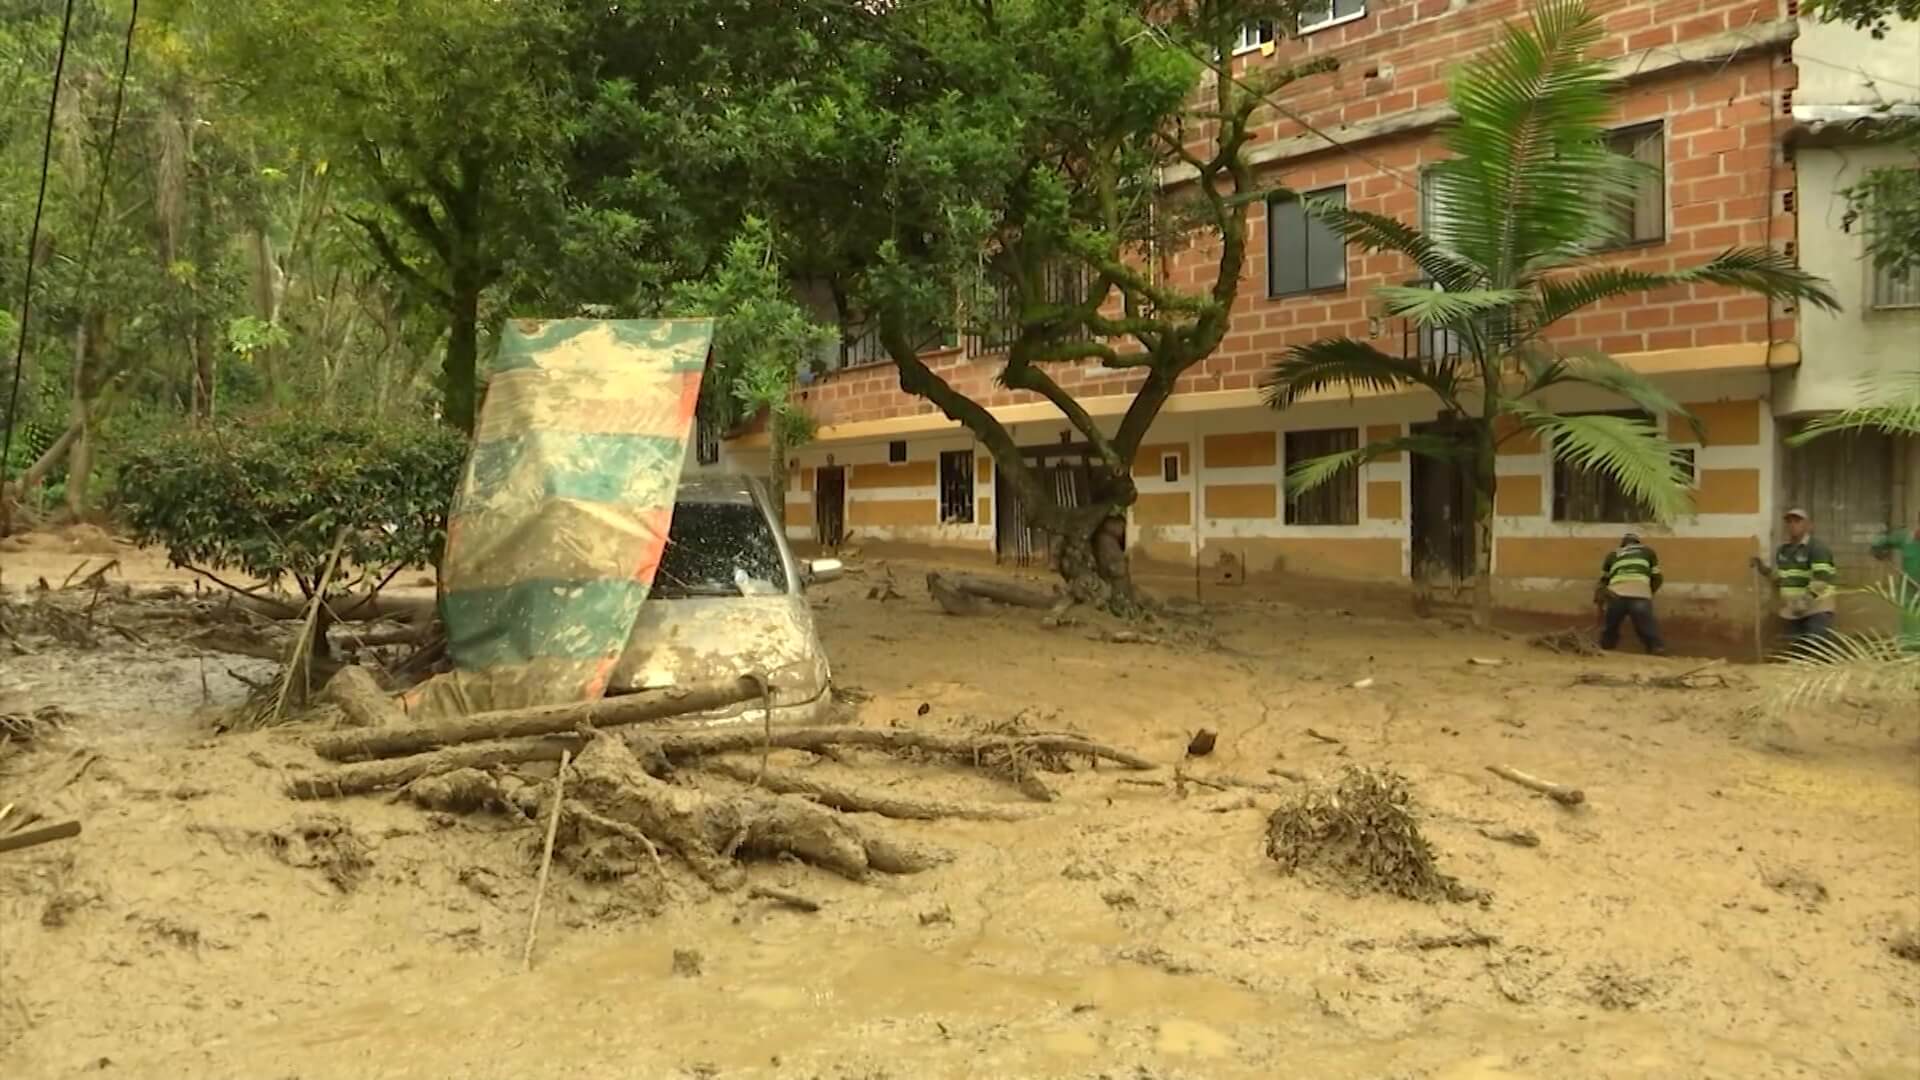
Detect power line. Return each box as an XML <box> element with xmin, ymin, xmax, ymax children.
<box><xmin>1</xmin><ymin>0</ymin><xmax>79</xmax><ymax>532</ymax></box>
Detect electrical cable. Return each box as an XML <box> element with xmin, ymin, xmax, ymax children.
<box><xmin>1</xmin><ymin>0</ymin><xmax>79</xmax><ymax>518</ymax></box>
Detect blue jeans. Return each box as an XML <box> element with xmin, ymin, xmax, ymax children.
<box><xmin>1601</xmin><ymin>596</ymin><xmax>1665</xmax><ymax>653</ymax></box>
<box><xmin>1783</xmin><ymin>611</ymin><xmax>1835</xmax><ymax>656</ymax></box>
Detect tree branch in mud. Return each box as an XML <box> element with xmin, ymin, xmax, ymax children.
<box><xmin>925</xmin><ymin>572</ymin><xmax>1067</xmax><ymax>615</ymax></box>
<box><xmin>695</xmin><ymin>760</ymin><xmax>1041</xmax><ymax>822</ymax></box>
<box><xmin>288</xmin><ymin>723</ymin><xmax>1156</xmax><ymax>800</ymax></box>
<box><xmin>311</xmin><ymin>676</ymin><xmax>767</xmax><ymax>761</ymax></box>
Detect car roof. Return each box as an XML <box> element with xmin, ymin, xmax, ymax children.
<box><xmin>676</xmin><ymin>475</ymin><xmax>761</xmax><ymax>505</ymax></box>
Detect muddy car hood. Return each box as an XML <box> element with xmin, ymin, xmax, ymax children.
<box><xmin>605</xmin><ymin>594</ymin><xmax>828</xmax><ymax>714</ymax></box>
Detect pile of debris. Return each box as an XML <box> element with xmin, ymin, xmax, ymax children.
<box><xmin>1264</xmin><ymin>765</ymin><xmax>1478</xmax><ymax>903</ymax></box>
<box><xmin>290</xmin><ymin>670</ymin><xmax>1156</xmax><ymax>896</ymax></box>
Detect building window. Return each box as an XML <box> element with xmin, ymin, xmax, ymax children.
<box><xmin>1602</xmin><ymin>122</ymin><xmax>1665</xmax><ymax>248</ymax></box>
<box><xmin>972</xmin><ymin>260</ymin><xmax>1090</xmax><ymax>357</ymax></box>
<box><xmin>939</xmin><ymin>450</ymin><xmax>975</xmax><ymax>524</ymax></box>
<box><xmin>1234</xmin><ymin>20</ymin><xmax>1276</xmax><ymax>53</ymax></box>
<box><xmin>1299</xmin><ymin>0</ymin><xmax>1366</xmax><ymax>34</ymax></box>
<box><xmin>1284</xmin><ymin>428</ymin><xmax>1360</xmax><ymax>525</ymax></box>
<box><xmin>1161</xmin><ymin>454</ymin><xmax>1180</xmax><ymax>483</ymax></box>
<box><xmin>1868</xmin><ymin>191</ymin><xmax>1920</xmax><ymax>308</ymax></box>
<box><xmin>695</xmin><ymin>412</ymin><xmax>720</xmax><ymax>466</ymax></box>
<box><xmin>1268</xmin><ymin>185</ymin><xmax>1347</xmax><ymax>297</ymax></box>
<box><xmin>888</xmin><ymin>440</ymin><xmax>908</xmax><ymax>464</ymax></box>
<box><xmin>1551</xmin><ymin>410</ymin><xmax>1655</xmax><ymax>523</ymax></box>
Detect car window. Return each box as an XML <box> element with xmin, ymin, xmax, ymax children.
<box><xmin>652</xmin><ymin>499</ymin><xmax>789</xmax><ymax>598</ymax></box>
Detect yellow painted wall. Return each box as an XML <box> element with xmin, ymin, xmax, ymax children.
<box><xmin>1366</xmin><ymin>423</ymin><xmax>1404</xmax><ymax>460</ymax></box>
<box><xmin>1203</xmin><ymin>537</ymin><xmax>1402</xmax><ymax>580</ymax></box>
<box><xmin>1495</xmin><ymin>535</ymin><xmax>1758</xmax><ymax>584</ymax></box>
<box><xmin>1132</xmin><ymin>442</ymin><xmax>1190</xmax><ymax>477</ymax></box>
<box><xmin>1204</xmin><ymin>483</ymin><xmax>1277</xmax><ymax>519</ymax></box>
<box><xmin>1692</xmin><ymin>468</ymin><xmax>1761</xmax><ymax>514</ymax></box>
<box><xmin>1366</xmin><ymin>480</ymin><xmax>1402</xmax><ymax>521</ymax></box>
<box><xmin>851</xmin><ymin>461</ymin><xmax>936</xmax><ymax>488</ymax></box>
<box><xmin>1134</xmin><ymin>492</ymin><xmax>1192</xmax><ymax>526</ymax></box>
<box><xmin>1495</xmin><ymin>475</ymin><xmax>1543</xmax><ymax>516</ymax></box>
<box><xmin>1676</xmin><ymin>399</ymin><xmax>1760</xmax><ymax>446</ymax></box>
<box><xmin>848</xmin><ymin>498</ymin><xmax>935</xmax><ymax>527</ymax></box>
<box><xmin>1203</xmin><ymin>432</ymin><xmax>1276</xmax><ymax>469</ymax></box>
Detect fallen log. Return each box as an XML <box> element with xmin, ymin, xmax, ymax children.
<box><xmin>643</xmin><ymin>724</ymin><xmax>1157</xmax><ymax>772</ymax></box>
<box><xmin>697</xmin><ymin>760</ymin><xmax>1039</xmax><ymax>821</ymax></box>
<box><xmin>289</xmin><ymin>723</ymin><xmax>1157</xmax><ymax>800</ymax></box>
<box><xmin>1486</xmin><ymin>764</ymin><xmax>1585</xmax><ymax>807</ymax></box>
<box><xmin>319</xmin><ymin>667</ymin><xmax>406</xmax><ymax>729</ymax></box>
<box><xmin>286</xmin><ymin>736</ymin><xmax>582</xmax><ymax>799</ymax></box>
<box><xmin>311</xmin><ymin>675</ymin><xmax>766</xmax><ymax>762</ymax></box>
<box><xmin>0</xmin><ymin>820</ymin><xmax>82</xmax><ymax>855</ymax></box>
<box><xmin>926</xmin><ymin>571</ymin><xmax>1064</xmax><ymax>612</ymax></box>
<box><xmin>568</xmin><ymin>733</ymin><xmax>944</xmax><ymax>885</ymax></box>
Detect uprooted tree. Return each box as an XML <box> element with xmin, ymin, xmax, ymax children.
<box><xmin>116</xmin><ymin>414</ymin><xmax>466</xmax><ymax>631</ymax></box>
<box><xmin>680</xmin><ymin>0</ymin><xmax>1328</xmax><ymax>614</ymax></box>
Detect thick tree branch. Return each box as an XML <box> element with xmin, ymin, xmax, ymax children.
<box><xmin>347</xmin><ymin>213</ymin><xmax>453</xmax><ymax>305</ymax></box>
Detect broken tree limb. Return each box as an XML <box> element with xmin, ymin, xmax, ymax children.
<box><xmin>321</xmin><ymin>666</ymin><xmax>405</xmax><ymax>729</ymax></box>
<box><xmin>697</xmin><ymin>760</ymin><xmax>1039</xmax><ymax>821</ymax></box>
<box><xmin>286</xmin><ymin>737</ymin><xmax>582</xmax><ymax>799</ymax></box>
<box><xmin>925</xmin><ymin>571</ymin><xmax>1063</xmax><ymax>612</ymax></box>
<box><xmin>287</xmin><ymin>723</ymin><xmax>1156</xmax><ymax>801</ymax></box>
<box><xmin>1486</xmin><ymin>764</ymin><xmax>1585</xmax><ymax>807</ymax></box>
<box><xmin>0</xmin><ymin>820</ymin><xmax>82</xmax><ymax>855</ymax></box>
<box><xmin>567</xmin><ymin>733</ymin><xmax>941</xmax><ymax>885</ymax></box>
<box><xmin>747</xmin><ymin>886</ymin><xmax>821</xmax><ymax>912</ymax></box>
<box><xmin>640</xmin><ymin>724</ymin><xmax>1157</xmax><ymax>772</ymax></box>
<box><xmin>522</xmin><ymin>750</ymin><xmax>571</xmax><ymax>973</ymax></box>
<box><xmin>926</xmin><ymin>573</ymin><xmax>983</xmax><ymax>616</ymax></box>
<box><xmin>311</xmin><ymin>676</ymin><xmax>766</xmax><ymax>762</ymax></box>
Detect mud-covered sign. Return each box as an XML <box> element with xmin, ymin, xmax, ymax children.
<box><xmin>405</xmin><ymin>319</ymin><xmax>712</xmax><ymax>718</ymax></box>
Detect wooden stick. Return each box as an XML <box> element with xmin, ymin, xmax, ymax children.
<box><xmin>698</xmin><ymin>760</ymin><xmax>1038</xmax><ymax>821</ymax></box>
<box><xmin>0</xmin><ymin>820</ymin><xmax>81</xmax><ymax>855</ymax></box>
<box><xmin>287</xmin><ymin>737</ymin><xmax>582</xmax><ymax>799</ymax></box>
<box><xmin>645</xmin><ymin>725</ymin><xmax>1158</xmax><ymax>771</ymax></box>
<box><xmin>1486</xmin><ymin>764</ymin><xmax>1585</xmax><ymax>806</ymax></box>
<box><xmin>522</xmin><ymin>750</ymin><xmax>570</xmax><ymax>973</ymax></box>
<box><xmin>272</xmin><ymin>530</ymin><xmax>347</xmax><ymax>723</ymax></box>
<box><xmin>311</xmin><ymin>676</ymin><xmax>767</xmax><ymax>761</ymax></box>
<box><xmin>320</xmin><ymin>667</ymin><xmax>406</xmax><ymax>729</ymax></box>
<box><xmin>926</xmin><ymin>571</ymin><xmax>1062</xmax><ymax>611</ymax></box>
<box><xmin>746</xmin><ymin>886</ymin><xmax>821</xmax><ymax>913</ymax></box>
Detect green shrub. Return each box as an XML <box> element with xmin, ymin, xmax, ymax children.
<box><xmin>118</xmin><ymin>415</ymin><xmax>468</xmax><ymax>596</ymax></box>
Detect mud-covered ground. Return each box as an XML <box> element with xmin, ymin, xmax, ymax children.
<box><xmin>3</xmin><ymin>529</ymin><xmax>1918</xmax><ymax>1079</ymax></box>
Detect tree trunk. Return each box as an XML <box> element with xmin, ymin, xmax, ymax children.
<box><xmin>1053</xmin><ymin>506</ymin><xmax>1140</xmax><ymax>616</ymax></box>
<box><xmin>444</xmin><ymin>280</ymin><xmax>481</xmax><ymax>434</ymax></box>
<box><xmin>767</xmin><ymin>428</ymin><xmax>788</xmax><ymax>532</ymax></box>
<box><xmin>1471</xmin><ymin>427</ymin><xmax>1498</xmax><ymax>629</ymax></box>
<box><xmin>64</xmin><ymin>320</ymin><xmax>92</xmax><ymax>519</ymax></box>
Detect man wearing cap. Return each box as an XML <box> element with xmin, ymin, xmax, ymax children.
<box><xmin>1750</xmin><ymin>508</ymin><xmax>1838</xmax><ymax>650</ymax></box>
<box><xmin>1596</xmin><ymin>531</ymin><xmax>1666</xmax><ymax>655</ymax></box>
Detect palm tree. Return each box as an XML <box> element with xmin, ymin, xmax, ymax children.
<box><xmin>1263</xmin><ymin>0</ymin><xmax>1840</xmax><ymax>627</ymax></box>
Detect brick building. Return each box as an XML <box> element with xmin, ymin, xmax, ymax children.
<box><xmin>716</xmin><ymin>0</ymin><xmax>1915</xmax><ymax>642</ymax></box>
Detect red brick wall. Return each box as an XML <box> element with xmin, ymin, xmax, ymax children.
<box><xmin>799</xmin><ymin>0</ymin><xmax>1798</xmax><ymax>431</ymax></box>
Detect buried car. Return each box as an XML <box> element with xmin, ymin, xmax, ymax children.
<box><xmin>605</xmin><ymin>475</ymin><xmax>841</xmax><ymax>724</ymax></box>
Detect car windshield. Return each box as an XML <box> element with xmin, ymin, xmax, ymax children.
<box><xmin>652</xmin><ymin>498</ymin><xmax>789</xmax><ymax>599</ymax></box>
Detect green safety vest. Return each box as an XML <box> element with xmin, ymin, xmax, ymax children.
<box><xmin>1600</xmin><ymin>543</ymin><xmax>1660</xmax><ymax>598</ymax></box>
<box><xmin>1774</xmin><ymin>538</ymin><xmax>1837</xmax><ymax>617</ymax></box>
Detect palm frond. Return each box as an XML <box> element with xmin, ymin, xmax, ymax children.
<box><xmin>1375</xmin><ymin>286</ymin><xmax>1530</xmax><ymax>327</ymax></box>
<box><xmin>1439</xmin><ymin>0</ymin><xmax>1632</xmax><ymax>283</ymax></box>
<box><xmin>1262</xmin><ymin>338</ymin><xmax>1461</xmax><ymax>410</ymax></box>
<box><xmin>1506</xmin><ymin>401</ymin><xmax>1694</xmax><ymax>521</ymax></box>
<box><xmin>1771</xmin><ymin>633</ymin><xmax>1920</xmax><ymax>711</ymax></box>
<box><xmin>1532</xmin><ymin>248</ymin><xmax>1842</xmax><ymax>331</ymax></box>
<box><xmin>1787</xmin><ymin>368</ymin><xmax>1920</xmax><ymax>443</ymax></box>
<box><xmin>1284</xmin><ymin>434</ymin><xmax>1473</xmax><ymax>494</ymax></box>
<box><xmin>1309</xmin><ymin>203</ymin><xmax>1484</xmax><ymax>293</ymax></box>
<box><xmin>1525</xmin><ymin>349</ymin><xmax>1705</xmax><ymax>442</ymax></box>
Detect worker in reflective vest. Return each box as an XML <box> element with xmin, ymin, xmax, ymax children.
<box><xmin>1750</xmin><ymin>507</ymin><xmax>1838</xmax><ymax>651</ymax></box>
<box><xmin>1870</xmin><ymin>510</ymin><xmax>1919</xmax><ymax>652</ymax></box>
<box><xmin>1597</xmin><ymin>531</ymin><xmax>1666</xmax><ymax>655</ymax></box>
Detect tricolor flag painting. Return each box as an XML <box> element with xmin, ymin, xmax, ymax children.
<box><xmin>405</xmin><ymin>319</ymin><xmax>712</xmax><ymax>719</ymax></box>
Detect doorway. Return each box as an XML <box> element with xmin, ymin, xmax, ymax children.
<box><xmin>814</xmin><ymin>465</ymin><xmax>846</xmax><ymax>549</ymax></box>
<box><xmin>1408</xmin><ymin>420</ymin><xmax>1476</xmax><ymax>587</ymax></box>
<box><xmin>994</xmin><ymin>447</ymin><xmax>1096</xmax><ymax>567</ymax></box>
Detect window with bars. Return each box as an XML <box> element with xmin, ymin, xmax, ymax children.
<box><xmin>970</xmin><ymin>261</ymin><xmax>1092</xmax><ymax>357</ymax></box>
<box><xmin>1268</xmin><ymin>185</ymin><xmax>1347</xmax><ymax>297</ymax></box>
<box><xmin>1601</xmin><ymin>122</ymin><xmax>1665</xmax><ymax>248</ymax></box>
<box><xmin>1868</xmin><ymin>189</ymin><xmax>1920</xmax><ymax>308</ymax></box>
<box><xmin>1284</xmin><ymin>428</ymin><xmax>1360</xmax><ymax>525</ymax></box>
<box><xmin>695</xmin><ymin>411</ymin><xmax>721</xmax><ymax>466</ymax></box>
<box><xmin>1550</xmin><ymin>410</ymin><xmax>1680</xmax><ymax>523</ymax></box>
<box><xmin>821</xmin><ymin>316</ymin><xmax>957</xmax><ymax>373</ymax></box>
<box><xmin>1233</xmin><ymin>20</ymin><xmax>1276</xmax><ymax>53</ymax></box>
<box><xmin>1298</xmin><ymin>0</ymin><xmax>1366</xmax><ymax>33</ymax></box>
<box><xmin>939</xmin><ymin>450</ymin><xmax>975</xmax><ymax>524</ymax></box>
